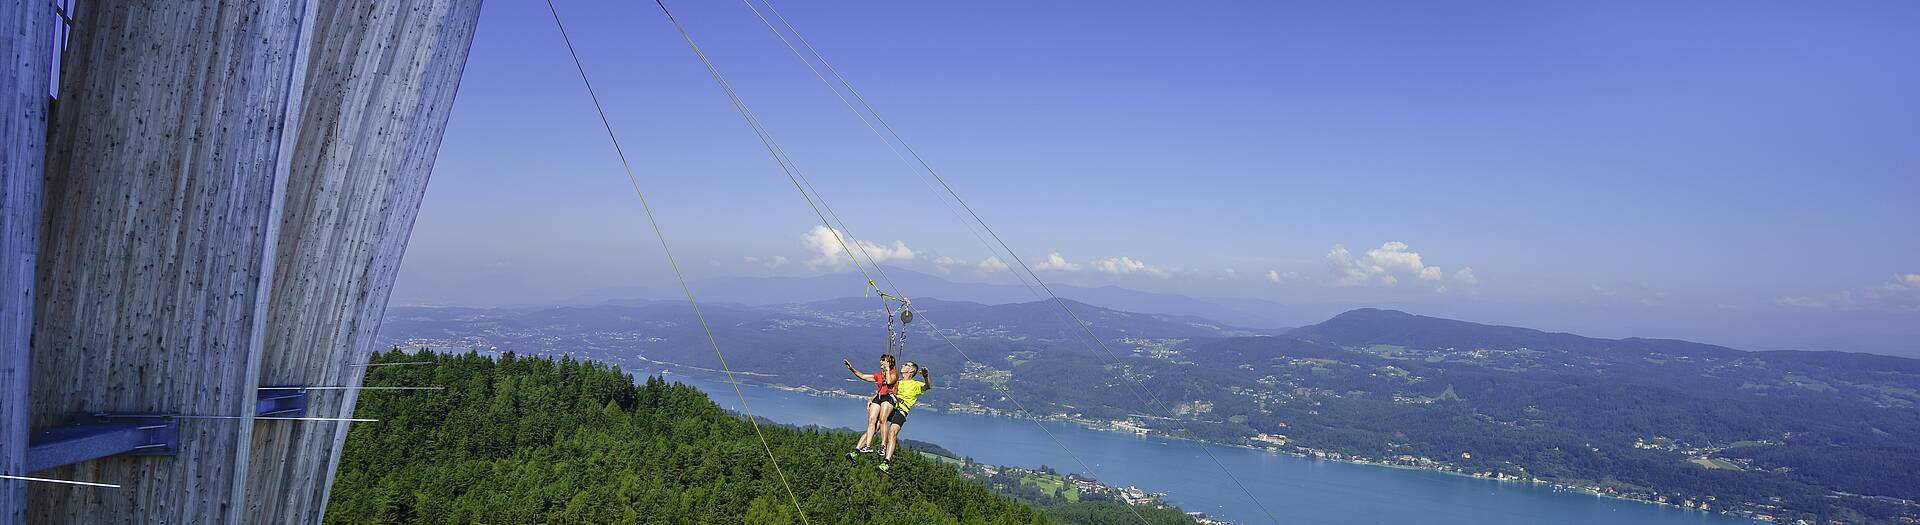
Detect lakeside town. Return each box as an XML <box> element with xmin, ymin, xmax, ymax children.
<box><xmin>927</xmin><ymin>455</ymin><xmax>1238</xmax><ymax>525</ymax></box>
<box><xmin>1072</xmin><ymin>413</ymin><xmax>1913</xmax><ymax>525</ymax></box>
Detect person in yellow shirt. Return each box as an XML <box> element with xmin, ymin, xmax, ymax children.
<box><xmin>878</xmin><ymin>361</ymin><xmax>931</xmax><ymax>473</ymax></box>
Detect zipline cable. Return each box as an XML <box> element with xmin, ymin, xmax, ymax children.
<box><xmin>641</xmin><ymin>4</ymin><xmax>1143</xmax><ymax>523</ymax></box>
<box><xmin>643</xmin><ymin>0</ymin><xmax>910</xmax><ymax>365</ymax></box>
<box><xmin>734</xmin><ymin>0</ymin><xmax>1017</xmax><ymax>295</ymax></box>
<box><xmin>541</xmin><ymin>3</ymin><xmax>811</xmax><ymax>523</ymax></box>
<box><xmin>738</xmin><ymin>2</ymin><xmax>1283</xmax><ymax>523</ymax></box>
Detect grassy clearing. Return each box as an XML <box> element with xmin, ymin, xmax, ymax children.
<box><xmin>927</xmin><ymin>454</ymin><xmax>1083</xmax><ymax>502</ymax></box>
<box><xmin>1691</xmin><ymin>457</ymin><xmax>1743</xmax><ymax>471</ymax></box>
<box><xmin>1019</xmin><ymin>473</ymin><xmax>1081</xmax><ymax>502</ymax></box>
<box><xmin>1363</xmin><ymin>344</ymin><xmax>1409</xmax><ymax>357</ymax></box>
<box><xmin>1782</xmin><ymin>373</ymin><xmax>1836</xmax><ymax>392</ymax></box>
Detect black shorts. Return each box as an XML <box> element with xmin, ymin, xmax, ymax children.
<box><xmin>869</xmin><ymin>394</ymin><xmax>897</xmax><ymax>406</ymax></box>
<box><xmin>887</xmin><ymin>408</ymin><xmax>908</xmax><ymax>426</ymax></box>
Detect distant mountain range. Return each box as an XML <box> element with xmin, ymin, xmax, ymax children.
<box><xmin>1290</xmin><ymin>308</ymin><xmax>1743</xmax><ymax>358</ymax></box>
<box><xmin>1288</xmin><ymin>308</ymin><xmax>1920</xmax><ymax>373</ymax></box>
<box><xmin>567</xmin><ymin>266</ymin><xmax>1336</xmax><ymax>330</ymax></box>
<box><xmin>395</xmin><ymin>266</ymin><xmax>1920</xmax><ymax>357</ymax></box>
<box><xmin>378</xmin><ymin>296</ymin><xmax>1269</xmax><ymax>366</ymax></box>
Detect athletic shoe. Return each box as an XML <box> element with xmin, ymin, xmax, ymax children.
<box><xmin>856</xmin><ymin>447</ymin><xmax>874</xmax><ymax>454</ymax></box>
<box><xmin>877</xmin><ymin>462</ymin><xmax>891</xmax><ymax>473</ymax></box>
<box><xmin>846</xmin><ymin>451</ymin><xmax>858</xmax><ymax>463</ymax></box>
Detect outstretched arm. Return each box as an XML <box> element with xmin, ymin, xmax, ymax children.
<box><xmin>844</xmin><ymin>359</ymin><xmax>874</xmax><ymax>381</ymax></box>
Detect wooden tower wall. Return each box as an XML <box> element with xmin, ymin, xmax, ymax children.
<box><xmin>27</xmin><ymin>1</ymin><xmax>318</xmax><ymax>521</ymax></box>
<box><xmin>13</xmin><ymin>1</ymin><xmax>482</xmax><ymax>522</ymax></box>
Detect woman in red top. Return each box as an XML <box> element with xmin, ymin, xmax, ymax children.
<box><xmin>844</xmin><ymin>354</ymin><xmax>898</xmax><ymax>460</ymax></box>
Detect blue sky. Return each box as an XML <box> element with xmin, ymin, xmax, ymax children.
<box><xmin>396</xmin><ymin>0</ymin><xmax>1920</xmax><ymax>354</ymax></box>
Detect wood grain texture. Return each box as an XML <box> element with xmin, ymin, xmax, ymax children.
<box><xmin>27</xmin><ymin>1</ymin><xmax>317</xmax><ymax>523</ymax></box>
<box><xmin>2</xmin><ymin>2</ymin><xmax>54</xmax><ymax>523</ymax></box>
<box><xmin>244</xmin><ymin>0</ymin><xmax>481</xmax><ymax>522</ymax></box>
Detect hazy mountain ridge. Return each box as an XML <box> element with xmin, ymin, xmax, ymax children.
<box><xmin>555</xmin><ymin>267</ymin><xmax>1316</xmax><ymax>330</ymax></box>
<box><xmin>1289</xmin><ymin>308</ymin><xmax>1919</xmax><ymax>374</ymax></box>
<box><xmin>1289</xmin><ymin>308</ymin><xmax>1744</xmax><ymax>358</ymax></box>
<box><xmin>377</xmin><ymin>296</ymin><xmax>1260</xmax><ymax>383</ymax></box>
<box><xmin>394</xmin><ymin>267</ymin><xmax>1920</xmax><ymax>357</ymax></box>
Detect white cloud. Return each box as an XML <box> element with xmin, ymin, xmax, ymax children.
<box><xmin>1779</xmin><ymin>273</ymin><xmax>1920</xmax><ymax>312</ymax></box>
<box><xmin>1452</xmin><ymin>267</ymin><xmax>1477</xmax><ymax>285</ymax></box>
<box><xmin>1265</xmin><ymin>270</ymin><xmax>1300</xmax><ymax>285</ymax></box>
<box><xmin>1871</xmin><ymin>273</ymin><xmax>1920</xmax><ymax>301</ymax></box>
<box><xmin>801</xmin><ymin>226</ymin><xmax>916</xmax><ymax>269</ymax></box>
<box><xmin>929</xmin><ymin>255</ymin><xmax>965</xmax><ymax>275</ymax></box>
<box><xmin>1325</xmin><ymin>241</ymin><xmax>1472</xmax><ymax>291</ymax></box>
<box><xmin>978</xmin><ymin>256</ymin><xmax>1010</xmax><ymax>271</ymax></box>
<box><xmin>742</xmin><ymin>255</ymin><xmax>789</xmax><ymax>269</ymax></box>
<box><xmin>1034</xmin><ymin>252</ymin><xmax>1081</xmax><ymax>272</ymax></box>
<box><xmin>1774</xmin><ymin>295</ymin><xmax>1828</xmax><ymax>308</ymax></box>
<box><xmin>1093</xmin><ymin>256</ymin><xmax>1169</xmax><ymax>277</ymax></box>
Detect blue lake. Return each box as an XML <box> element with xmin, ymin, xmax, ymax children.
<box><xmin>666</xmin><ymin>374</ymin><xmax>1753</xmax><ymax>525</ymax></box>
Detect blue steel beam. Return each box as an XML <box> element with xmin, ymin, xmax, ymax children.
<box><xmin>24</xmin><ymin>389</ymin><xmax>309</xmax><ymax>472</ymax></box>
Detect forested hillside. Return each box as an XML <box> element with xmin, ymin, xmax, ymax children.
<box><xmin>326</xmin><ymin>349</ymin><xmax>1052</xmax><ymax>524</ymax></box>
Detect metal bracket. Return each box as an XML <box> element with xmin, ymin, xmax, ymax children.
<box><xmin>255</xmin><ymin>387</ymin><xmax>308</xmax><ymax>417</ymax></box>
<box><xmin>24</xmin><ymin>414</ymin><xmax>177</xmax><ymax>472</ymax></box>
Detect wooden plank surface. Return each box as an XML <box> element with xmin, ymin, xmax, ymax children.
<box><xmin>1</xmin><ymin>1</ymin><xmax>54</xmax><ymax>523</ymax></box>
<box><xmin>27</xmin><ymin>1</ymin><xmax>318</xmax><ymax>523</ymax></box>
<box><xmin>244</xmin><ymin>0</ymin><xmax>482</xmax><ymax>522</ymax></box>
